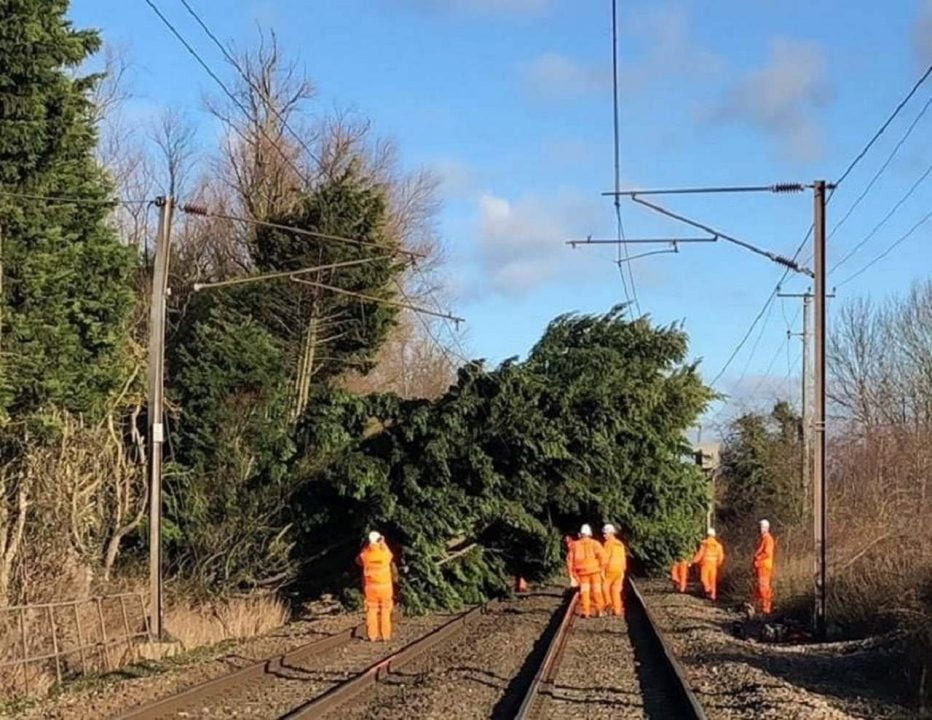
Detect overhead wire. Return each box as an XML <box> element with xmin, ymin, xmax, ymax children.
<box><xmin>709</xmin><ymin>61</ymin><xmax>932</xmax><ymax>390</ymax></box>
<box><xmin>836</xmin><ymin>207</ymin><xmax>932</xmax><ymax>287</ymax></box>
<box><xmin>147</xmin><ymin>0</ymin><xmax>469</xmax><ymax>364</ymax></box>
<box><xmin>141</xmin><ymin>0</ymin><xmax>313</xmax><ymax>187</ymax></box>
<box><xmin>0</xmin><ymin>190</ymin><xmax>150</xmax><ymax>205</ymax></box>
<box><xmin>829</xmin><ymin>161</ymin><xmax>932</xmax><ymax>274</ymax></box>
<box><xmin>611</xmin><ymin>0</ymin><xmax>638</xmax><ymax>314</ymax></box>
<box><xmin>175</xmin><ymin>0</ymin><xmax>322</xmax><ymax>167</ymax></box>
<box><xmin>828</xmin><ymin>91</ymin><xmax>932</xmax><ymax>240</ymax></box>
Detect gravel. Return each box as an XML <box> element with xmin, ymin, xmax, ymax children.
<box><xmin>168</xmin><ymin>612</ymin><xmax>452</xmax><ymax>719</ymax></box>
<box><xmin>538</xmin><ymin>613</ymin><xmax>648</xmax><ymax>719</ymax></box>
<box><xmin>332</xmin><ymin>591</ymin><xmax>566</xmax><ymax>720</ymax></box>
<box><xmin>639</xmin><ymin>579</ymin><xmax>917</xmax><ymax>720</ymax></box>
<box><xmin>14</xmin><ymin>609</ymin><xmax>405</xmax><ymax>720</ymax></box>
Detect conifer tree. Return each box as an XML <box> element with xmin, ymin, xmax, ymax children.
<box><xmin>0</xmin><ymin>0</ymin><xmax>134</xmax><ymax>420</ymax></box>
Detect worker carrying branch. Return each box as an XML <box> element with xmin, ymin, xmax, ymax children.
<box><xmin>356</xmin><ymin>531</ymin><xmax>397</xmax><ymax>641</ymax></box>
<box><xmin>567</xmin><ymin>524</ymin><xmax>605</xmax><ymax>618</ymax></box>
<box><xmin>753</xmin><ymin>519</ymin><xmax>775</xmax><ymax>614</ymax></box>
<box><xmin>692</xmin><ymin>528</ymin><xmax>725</xmax><ymax>601</ymax></box>
<box><xmin>601</xmin><ymin>524</ymin><xmax>627</xmax><ymax>616</ymax></box>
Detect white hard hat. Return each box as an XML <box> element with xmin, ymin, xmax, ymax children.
<box><xmin>368</xmin><ymin>531</ymin><xmax>382</xmax><ymax>544</ymax></box>
<box><xmin>759</xmin><ymin>519</ymin><xmax>770</xmax><ymax>531</ymax></box>
<box><xmin>707</xmin><ymin>528</ymin><xmax>716</xmax><ymax>537</ymax></box>
<box><xmin>580</xmin><ymin>524</ymin><xmax>593</xmax><ymax>537</ymax></box>
<box><xmin>602</xmin><ymin>523</ymin><xmax>616</xmax><ymax>535</ymax></box>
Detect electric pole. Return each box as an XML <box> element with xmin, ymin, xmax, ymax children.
<box><xmin>813</xmin><ymin>180</ymin><xmax>828</xmax><ymax>640</ymax></box>
<box><xmin>148</xmin><ymin>196</ymin><xmax>174</xmax><ymax>640</ymax></box>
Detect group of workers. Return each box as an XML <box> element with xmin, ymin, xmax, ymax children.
<box><xmin>565</xmin><ymin>523</ymin><xmax>628</xmax><ymax>618</ymax></box>
<box><xmin>671</xmin><ymin>519</ymin><xmax>775</xmax><ymax>614</ymax></box>
<box><xmin>355</xmin><ymin>518</ymin><xmax>777</xmax><ymax>642</ymax></box>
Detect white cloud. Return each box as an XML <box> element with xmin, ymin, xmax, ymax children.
<box><xmin>475</xmin><ymin>191</ymin><xmax>601</xmax><ymax>295</ymax></box>
<box><xmin>916</xmin><ymin>1</ymin><xmax>932</xmax><ymax>65</ymax></box>
<box><xmin>625</xmin><ymin>6</ymin><xmax>726</xmax><ymax>88</ymax></box>
<box><xmin>712</xmin><ymin>38</ymin><xmax>830</xmax><ymax>162</ymax></box>
<box><xmin>430</xmin><ymin>158</ymin><xmax>478</xmax><ymax>197</ymax></box>
<box><xmin>521</xmin><ymin>53</ymin><xmax>610</xmax><ymax>100</ymax></box>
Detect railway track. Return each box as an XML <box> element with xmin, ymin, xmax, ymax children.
<box><xmin>115</xmin><ymin>608</ymin><xmax>484</xmax><ymax>720</ymax></box>
<box><xmin>513</xmin><ymin>579</ymin><xmax>707</xmax><ymax>720</ymax></box>
<box><xmin>116</xmin><ymin>583</ymin><xmax>705</xmax><ymax>720</ymax></box>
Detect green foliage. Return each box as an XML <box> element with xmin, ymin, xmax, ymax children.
<box><xmin>165</xmin><ymin>303</ymin><xmax>297</xmax><ymax>591</ymax></box>
<box><xmin>292</xmin><ymin>306</ymin><xmax>713</xmax><ymax>610</ymax></box>
<box><xmin>246</xmin><ymin>162</ymin><xmax>404</xmax><ymax>387</ymax></box>
<box><xmin>0</xmin><ymin>0</ymin><xmax>134</xmax><ymax>419</ymax></box>
<box><xmin>720</xmin><ymin>400</ymin><xmax>803</xmax><ymax>527</ymax></box>
<box><xmin>164</xmin><ymin>166</ymin><xmax>403</xmax><ymax>593</ymax></box>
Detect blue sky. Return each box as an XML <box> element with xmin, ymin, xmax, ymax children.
<box><xmin>72</xmin><ymin>0</ymin><xmax>932</xmax><ymax>425</ymax></box>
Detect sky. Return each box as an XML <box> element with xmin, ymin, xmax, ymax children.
<box><xmin>71</xmin><ymin>0</ymin><xmax>932</xmax><ymax>429</ymax></box>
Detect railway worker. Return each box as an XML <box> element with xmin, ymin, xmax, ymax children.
<box><xmin>564</xmin><ymin>535</ymin><xmax>579</xmax><ymax>588</ymax></box>
<box><xmin>356</xmin><ymin>531</ymin><xmax>395</xmax><ymax>642</ymax></box>
<box><xmin>601</xmin><ymin>524</ymin><xmax>627</xmax><ymax>616</ymax></box>
<box><xmin>567</xmin><ymin>524</ymin><xmax>605</xmax><ymax>617</ymax></box>
<box><xmin>753</xmin><ymin>519</ymin><xmax>776</xmax><ymax>615</ymax></box>
<box><xmin>670</xmin><ymin>557</ymin><xmax>690</xmax><ymax>593</ymax></box>
<box><xmin>692</xmin><ymin>528</ymin><xmax>725</xmax><ymax>601</ymax></box>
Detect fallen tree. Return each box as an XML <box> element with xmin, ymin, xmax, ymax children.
<box><xmin>292</xmin><ymin>306</ymin><xmax>714</xmax><ymax>611</ymax></box>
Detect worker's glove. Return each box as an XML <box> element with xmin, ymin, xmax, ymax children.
<box><xmin>569</xmin><ymin>577</ymin><xmax>579</xmax><ymax>588</ymax></box>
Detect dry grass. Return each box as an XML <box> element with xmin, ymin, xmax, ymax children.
<box><xmin>166</xmin><ymin>594</ymin><xmax>291</xmax><ymax>651</ymax></box>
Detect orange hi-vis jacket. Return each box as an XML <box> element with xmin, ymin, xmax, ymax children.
<box><xmin>602</xmin><ymin>537</ymin><xmax>627</xmax><ymax>575</ymax></box>
<box><xmin>754</xmin><ymin>532</ymin><xmax>775</xmax><ymax>571</ymax></box>
<box><xmin>693</xmin><ymin>537</ymin><xmax>725</xmax><ymax>567</ymax></box>
<box><xmin>358</xmin><ymin>540</ymin><xmax>394</xmax><ymax>590</ymax></box>
<box><xmin>568</xmin><ymin>537</ymin><xmax>605</xmax><ymax>578</ymax></box>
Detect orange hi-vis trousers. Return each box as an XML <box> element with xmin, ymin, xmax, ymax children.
<box><xmin>603</xmin><ymin>572</ymin><xmax>625</xmax><ymax>615</ymax></box>
<box><xmin>364</xmin><ymin>583</ymin><xmax>393</xmax><ymax>641</ymax></box>
<box><xmin>755</xmin><ymin>568</ymin><xmax>774</xmax><ymax>614</ymax></box>
<box><xmin>700</xmin><ymin>563</ymin><xmax>719</xmax><ymax>600</ymax></box>
<box><xmin>577</xmin><ymin>573</ymin><xmax>605</xmax><ymax>618</ymax></box>
<box><xmin>671</xmin><ymin>561</ymin><xmax>689</xmax><ymax>592</ymax></box>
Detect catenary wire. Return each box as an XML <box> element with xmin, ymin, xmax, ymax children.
<box><xmin>829</xmin><ymin>91</ymin><xmax>932</xmax><ymax>240</ymax></box>
<box><xmin>830</xmin><ymin>161</ymin><xmax>932</xmax><ymax>274</ymax></box>
<box><xmin>611</xmin><ymin>0</ymin><xmax>635</xmax><ymax>311</ymax></box>
<box><xmin>176</xmin><ymin>0</ymin><xmax>322</xmax><ymax>167</ymax></box>
<box><xmin>709</xmin><ymin>62</ymin><xmax>932</xmax><ymax>389</ymax></box>
<box><xmin>141</xmin><ymin>0</ymin><xmax>314</xmax><ymax>188</ymax></box>
<box><xmin>836</xmin><ymin>207</ymin><xmax>932</xmax><ymax>287</ymax></box>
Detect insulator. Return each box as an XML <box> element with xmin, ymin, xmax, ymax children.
<box><xmin>772</xmin><ymin>183</ymin><xmax>805</xmax><ymax>193</ymax></box>
<box><xmin>181</xmin><ymin>203</ymin><xmax>209</xmax><ymax>216</ymax></box>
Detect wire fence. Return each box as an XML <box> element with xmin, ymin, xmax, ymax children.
<box><xmin>0</xmin><ymin>592</ymin><xmax>151</xmax><ymax>695</ymax></box>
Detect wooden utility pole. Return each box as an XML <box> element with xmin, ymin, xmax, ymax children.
<box><xmin>148</xmin><ymin>196</ymin><xmax>173</xmax><ymax>640</ymax></box>
<box><xmin>812</xmin><ymin>180</ymin><xmax>828</xmax><ymax>640</ymax></box>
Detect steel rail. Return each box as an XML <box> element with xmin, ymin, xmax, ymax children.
<box><xmin>115</xmin><ymin>623</ymin><xmax>364</xmax><ymax>720</ymax></box>
<box><xmin>628</xmin><ymin>578</ymin><xmax>708</xmax><ymax>720</ymax></box>
<box><xmin>282</xmin><ymin>604</ymin><xmax>486</xmax><ymax>719</ymax></box>
<box><xmin>513</xmin><ymin>590</ymin><xmax>578</xmax><ymax>720</ymax></box>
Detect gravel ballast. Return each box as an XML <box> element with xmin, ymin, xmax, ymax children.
<box><xmin>639</xmin><ymin>579</ymin><xmax>916</xmax><ymax>720</ymax></box>
<box><xmin>332</xmin><ymin>591</ymin><xmax>567</xmax><ymax>720</ymax></box>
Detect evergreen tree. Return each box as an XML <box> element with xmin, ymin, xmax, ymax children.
<box><xmin>293</xmin><ymin>306</ymin><xmax>713</xmax><ymax>611</ymax></box>
<box><xmin>720</xmin><ymin>400</ymin><xmax>803</xmax><ymax>526</ymax></box>
<box><xmin>0</xmin><ymin>0</ymin><xmax>134</xmax><ymax>420</ymax></box>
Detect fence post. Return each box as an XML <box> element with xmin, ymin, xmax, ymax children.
<box><xmin>73</xmin><ymin>602</ymin><xmax>87</xmax><ymax>675</ymax></box>
<box><xmin>119</xmin><ymin>595</ymin><xmax>134</xmax><ymax>663</ymax></box>
<box><xmin>96</xmin><ymin>598</ymin><xmax>112</xmax><ymax>671</ymax></box>
<box><xmin>138</xmin><ymin>593</ymin><xmax>152</xmax><ymax>640</ymax></box>
<box><xmin>47</xmin><ymin>606</ymin><xmax>62</xmax><ymax>685</ymax></box>
<box><xmin>19</xmin><ymin>608</ymin><xmax>28</xmax><ymax>695</ymax></box>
